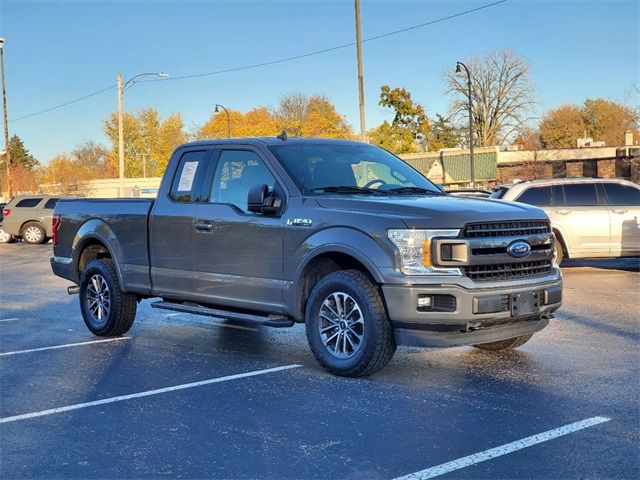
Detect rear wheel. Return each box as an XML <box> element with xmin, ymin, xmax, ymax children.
<box><xmin>21</xmin><ymin>222</ymin><xmax>46</xmax><ymax>244</ymax></box>
<box><xmin>474</xmin><ymin>333</ymin><xmax>533</xmax><ymax>351</ymax></box>
<box><xmin>80</xmin><ymin>258</ymin><xmax>137</xmax><ymax>336</ymax></box>
<box><xmin>0</xmin><ymin>228</ymin><xmax>14</xmax><ymax>243</ymax></box>
<box><xmin>305</xmin><ymin>270</ymin><xmax>396</xmax><ymax>377</ymax></box>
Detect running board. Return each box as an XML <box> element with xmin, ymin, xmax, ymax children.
<box><xmin>151</xmin><ymin>301</ymin><xmax>295</xmax><ymax>328</ymax></box>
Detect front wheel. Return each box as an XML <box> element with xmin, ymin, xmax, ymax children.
<box><xmin>474</xmin><ymin>333</ymin><xmax>533</xmax><ymax>351</ymax></box>
<box><xmin>305</xmin><ymin>270</ymin><xmax>396</xmax><ymax>377</ymax></box>
<box><xmin>80</xmin><ymin>258</ymin><xmax>137</xmax><ymax>336</ymax></box>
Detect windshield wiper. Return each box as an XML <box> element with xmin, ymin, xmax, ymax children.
<box><xmin>385</xmin><ymin>186</ymin><xmax>446</xmax><ymax>196</ymax></box>
<box><xmin>310</xmin><ymin>185</ymin><xmax>385</xmax><ymax>195</ymax></box>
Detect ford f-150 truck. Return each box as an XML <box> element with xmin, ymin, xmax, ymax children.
<box><xmin>51</xmin><ymin>137</ymin><xmax>562</xmax><ymax>377</ymax></box>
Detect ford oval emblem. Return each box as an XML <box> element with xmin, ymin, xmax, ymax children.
<box><xmin>507</xmin><ymin>240</ymin><xmax>531</xmax><ymax>258</ymax></box>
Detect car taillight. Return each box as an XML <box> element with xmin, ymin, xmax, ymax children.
<box><xmin>52</xmin><ymin>215</ymin><xmax>61</xmax><ymax>246</ymax></box>
<box><xmin>2</xmin><ymin>208</ymin><xmax>10</xmax><ymax>217</ymax></box>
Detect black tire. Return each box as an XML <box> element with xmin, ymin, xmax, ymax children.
<box><xmin>0</xmin><ymin>227</ymin><xmax>14</xmax><ymax>243</ymax></box>
<box><xmin>554</xmin><ymin>240</ymin><xmax>565</xmax><ymax>266</ymax></box>
<box><xmin>305</xmin><ymin>270</ymin><xmax>396</xmax><ymax>377</ymax></box>
<box><xmin>79</xmin><ymin>258</ymin><xmax>137</xmax><ymax>336</ymax></box>
<box><xmin>21</xmin><ymin>221</ymin><xmax>46</xmax><ymax>244</ymax></box>
<box><xmin>474</xmin><ymin>333</ymin><xmax>533</xmax><ymax>351</ymax></box>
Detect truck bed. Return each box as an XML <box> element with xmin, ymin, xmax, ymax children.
<box><xmin>53</xmin><ymin>198</ymin><xmax>154</xmax><ymax>293</ymax></box>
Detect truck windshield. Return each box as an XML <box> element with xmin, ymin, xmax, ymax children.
<box><xmin>268</xmin><ymin>143</ymin><xmax>443</xmax><ymax>196</ymax></box>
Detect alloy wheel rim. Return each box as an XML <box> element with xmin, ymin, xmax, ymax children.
<box><xmin>86</xmin><ymin>274</ymin><xmax>111</xmax><ymax>323</ymax></box>
<box><xmin>318</xmin><ymin>291</ymin><xmax>364</xmax><ymax>359</ymax></box>
<box><xmin>24</xmin><ymin>226</ymin><xmax>42</xmax><ymax>243</ymax></box>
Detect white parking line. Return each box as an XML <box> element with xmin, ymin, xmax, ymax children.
<box><xmin>0</xmin><ymin>318</ymin><xmax>20</xmax><ymax>323</ymax></box>
<box><xmin>393</xmin><ymin>416</ymin><xmax>611</xmax><ymax>480</ymax></box>
<box><xmin>0</xmin><ymin>337</ymin><xmax>130</xmax><ymax>357</ymax></box>
<box><xmin>0</xmin><ymin>364</ymin><xmax>301</xmax><ymax>424</ymax></box>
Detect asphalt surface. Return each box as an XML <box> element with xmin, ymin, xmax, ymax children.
<box><xmin>1</xmin><ymin>242</ymin><xmax>638</xmax><ymax>479</ymax></box>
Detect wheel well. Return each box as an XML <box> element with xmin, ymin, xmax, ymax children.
<box><xmin>296</xmin><ymin>252</ymin><xmax>376</xmax><ymax>320</ymax></box>
<box><xmin>553</xmin><ymin>229</ymin><xmax>568</xmax><ymax>258</ymax></box>
<box><xmin>78</xmin><ymin>240</ymin><xmax>112</xmax><ymax>275</ymax></box>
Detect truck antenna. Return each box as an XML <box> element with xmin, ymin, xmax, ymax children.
<box><xmin>277</xmin><ymin>130</ymin><xmax>288</xmax><ymax>141</ymax></box>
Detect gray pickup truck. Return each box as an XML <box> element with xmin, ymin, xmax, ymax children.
<box><xmin>51</xmin><ymin>137</ymin><xmax>562</xmax><ymax>376</ymax></box>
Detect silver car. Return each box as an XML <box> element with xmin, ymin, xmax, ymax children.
<box><xmin>1</xmin><ymin>195</ymin><xmax>62</xmax><ymax>244</ymax></box>
<box><xmin>492</xmin><ymin>178</ymin><xmax>640</xmax><ymax>264</ymax></box>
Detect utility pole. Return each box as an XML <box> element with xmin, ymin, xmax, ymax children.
<box><xmin>0</xmin><ymin>38</ymin><xmax>12</xmax><ymax>198</ymax></box>
<box><xmin>456</xmin><ymin>62</ymin><xmax>475</xmax><ymax>188</ymax></box>
<box><xmin>117</xmin><ymin>72</ymin><xmax>125</xmax><ymax>197</ymax></box>
<box><xmin>354</xmin><ymin>0</ymin><xmax>366</xmax><ymax>142</ymax></box>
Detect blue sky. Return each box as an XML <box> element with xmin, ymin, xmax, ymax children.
<box><xmin>2</xmin><ymin>0</ymin><xmax>638</xmax><ymax>163</ymax></box>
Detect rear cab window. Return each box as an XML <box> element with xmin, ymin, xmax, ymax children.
<box><xmin>15</xmin><ymin>198</ymin><xmax>43</xmax><ymax>208</ymax></box>
<box><xmin>170</xmin><ymin>150</ymin><xmax>210</xmax><ymax>203</ymax></box>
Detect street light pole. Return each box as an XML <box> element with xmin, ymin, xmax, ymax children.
<box><xmin>0</xmin><ymin>37</ymin><xmax>12</xmax><ymax>198</ymax></box>
<box><xmin>117</xmin><ymin>71</ymin><xmax>168</xmax><ymax>197</ymax></box>
<box><xmin>354</xmin><ymin>0</ymin><xmax>367</xmax><ymax>142</ymax></box>
<box><xmin>215</xmin><ymin>104</ymin><xmax>231</xmax><ymax>138</ymax></box>
<box><xmin>456</xmin><ymin>61</ymin><xmax>475</xmax><ymax>188</ymax></box>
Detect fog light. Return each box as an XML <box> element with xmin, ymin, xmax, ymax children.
<box><xmin>417</xmin><ymin>295</ymin><xmax>433</xmax><ymax>308</ymax></box>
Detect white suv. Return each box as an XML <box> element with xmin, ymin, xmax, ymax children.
<box><xmin>491</xmin><ymin>178</ymin><xmax>640</xmax><ymax>264</ymax></box>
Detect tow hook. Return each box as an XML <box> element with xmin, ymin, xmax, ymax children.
<box><xmin>67</xmin><ymin>285</ymin><xmax>80</xmax><ymax>295</ymax></box>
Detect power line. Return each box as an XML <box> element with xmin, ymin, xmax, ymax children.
<box><xmin>10</xmin><ymin>84</ymin><xmax>116</xmax><ymax>122</ymax></box>
<box><xmin>10</xmin><ymin>0</ymin><xmax>507</xmax><ymax>123</ymax></box>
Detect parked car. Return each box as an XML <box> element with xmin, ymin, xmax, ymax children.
<box><xmin>1</xmin><ymin>195</ymin><xmax>63</xmax><ymax>244</ymax></box>
<box><xmin>0</xmin><ymin>201</ymin><xmax>13</xmax><ymax>243</ymax></box>
<box><xmin>491</xmin><ymin>178</ymin><xmax>640</xmax><ymax>264</ymax></box>
<box><xmin>51</xmin><ymin>137</ymin><xmax>562</xmax><ymax>377</ymax></box>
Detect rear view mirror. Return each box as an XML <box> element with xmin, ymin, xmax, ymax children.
<box><xmin>247</xmin><ymin>184</ymin><xmax>282</xmax><ymax>215</ymax></box>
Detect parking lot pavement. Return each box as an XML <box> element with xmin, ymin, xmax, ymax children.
<box><xmin>1</xmin><ymin>242</ymin><xmax>638</xmax><ymax>479</ymax></box>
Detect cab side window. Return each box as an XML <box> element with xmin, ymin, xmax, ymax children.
<box><xmin>210</xmin><ymin>150</ymin><xmax>276</xmax><ymax>212</ymax></box>
<box><xmin>515</xmin><ymin>186</ymin><xmax>552</xmax><ymax>206</ymax></box>
<box><xmin>170</xmin><ymin>150</ymin><xmax>209</xmax><ymax>203</ymax></box>
<box><xmin>603</xmin><ymin>183</ymin><xmax>640</xmax><ymax>206</ymax></box>
<box><xmin>563</xmin><ymin>183</ymin><xmax>599</xmax><ymax>206</ymax></box>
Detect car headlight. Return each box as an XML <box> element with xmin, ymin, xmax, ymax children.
<box><xmin>388</xmin><ymin>229</ymin><xmax>462</xmax><ymax>275</ymax></box>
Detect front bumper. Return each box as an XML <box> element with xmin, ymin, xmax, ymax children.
<box><xmin>382</xmin><ymin>273</ymin><xmax>562</xmax><ymax>348</ymax></box>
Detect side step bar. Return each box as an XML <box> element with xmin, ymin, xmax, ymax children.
<box><xmin>151</xmin><ymin>301</ymin><xmax>295</xmax><ymax>328</ymax></box>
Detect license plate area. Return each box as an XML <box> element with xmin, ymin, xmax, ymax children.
<box><xmin>511</xmin><ymin>291</ymin><xmax>540</xmax><ymax>317</ymax></box>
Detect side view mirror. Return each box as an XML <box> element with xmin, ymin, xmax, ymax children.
<box><xmin>247</xmin><ymin>184</ymin><xmax>282</xmax><ymax>215</ymax></box>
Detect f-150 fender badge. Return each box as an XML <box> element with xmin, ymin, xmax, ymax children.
<box><xmin>287</xmin><ymin>218</ymin><xmax>313</xmax><ymax>227</ymax></box>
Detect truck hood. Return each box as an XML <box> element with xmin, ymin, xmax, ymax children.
<box><xmin>315</xmin><ymin>195</ymin><xmax>547</xmax><ymax>228</ymax></box>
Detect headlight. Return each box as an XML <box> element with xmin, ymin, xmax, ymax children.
<box><xmin>388</xmin><ymin>229</ymin><xmax>462</xmax><ymax>275</ymax></box>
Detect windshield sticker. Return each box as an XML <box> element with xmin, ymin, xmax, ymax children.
<box><xmin>177</xmin><ymin>161</ymin><xmax>199</xmax><ymax>191</ymax></box>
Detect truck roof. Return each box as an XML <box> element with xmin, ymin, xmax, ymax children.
<box><xmin>178</xmin><ymin>136</ymin><xmax>371</xmax><ymax>149</ymax></box>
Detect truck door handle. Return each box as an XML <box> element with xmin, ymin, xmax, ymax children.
<box><xmin>612</xmin><ymin>209</ymin><xmax>628</xmax><ymax>214</ymax></box>
<box><xmin>194</xmin><ymin>221</ymin><xmax>214</xmax><ymax>232</ymax></box>
<box><xmin>555</xmin><ymin>209</ymin><xmax>571</xmax><ymax>215</ymax></box>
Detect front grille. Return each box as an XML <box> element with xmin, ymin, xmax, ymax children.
<box><xmin>463</xmin><ymin>260</ymin><xmax>553</xmax><ymax>281</ymax></box>
<box><xmin>462</xmin><ymin>220</ymin><xmax>551</xmax><ymax>238</ymax></box>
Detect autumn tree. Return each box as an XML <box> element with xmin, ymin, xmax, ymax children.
<box><xmin>104</xmin><ymin>108</ymin><xmax>188</xmax><ymax>177</ymax></box>
<box><xmin>582</xmin><ymin>98</ymin><xmax>639</xmax><ymax>146</ymax></box>
<box><xmin>446</xmin><ymin>50</ymin><xmax>535</xmax><ymax>147</ymax></box>
<box><xmin>539</xmin><ymin>99</ymin><xmax>638</xmax><ymax>148</ymax></box>
<box><xmin>368</xmin><ymin>85</ymin><xmax>431</xmax><ymax>154</ymax></box>
<box><xmin>42</xmin><ymin>154</ymin><xmax>97</xmax><ymax>195</ymax></box>
<box><xmin>513</xmin><ymin>126</ymin><xmax>543</xmax><ymax>150</ymax></box>
<box><xmin>197</xmin><ymin>107</ymin><xmax>278</xmax><ymax>139</ymax></box>
<box><xmin>539</xmin><ymin>104</ymin><xmax>586</xmax><ymax>148</ymax></box>
<box><xmin>429</xmin><ymin>114</ymin><xmax>461</xmax><ymax>151</ymax></box>
<box><xmin>71</xmin><ymin>141</ymin><xmax>115</xmax><ymax>178</ymax></box>
<box><xmin>273</xmin><ymin>93</ymin><xmax>353</xmax><ymax>138</ymax></box>
<box><xmin>0</xmin><ymin>135</ymin><xmax>41</xmax><ymax>194</ymax></box>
